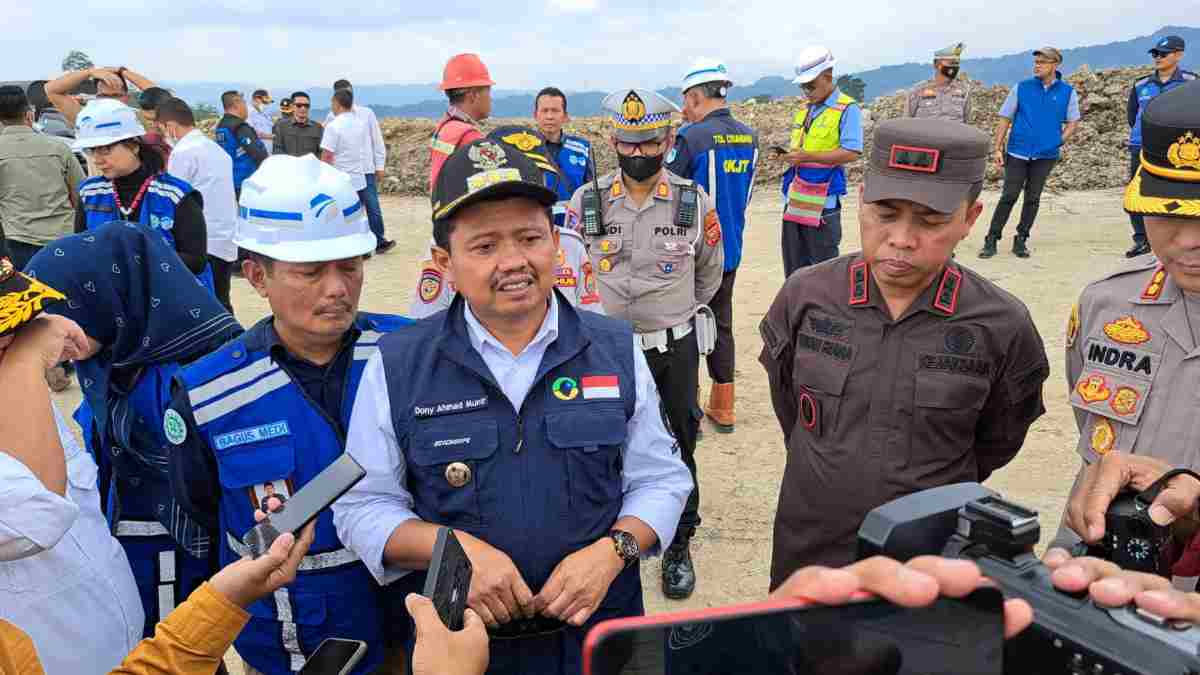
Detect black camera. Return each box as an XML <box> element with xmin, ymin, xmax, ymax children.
<box><xmin>858</xmin><ymin>483</ymin><xmax>1200</xmax><ymax>675</ymax></box>
<box><xmin>1084</xmin><ymin>491</ymin><xmax>1172</xmax><ymax>576</ymax></box>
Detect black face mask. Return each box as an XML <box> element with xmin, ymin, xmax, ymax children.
<box><xmin>618</xmin><ymin>153</ymin><xmax>663</xmax><ymax>182</ymax></box>
<box><xmin>940</xmin><ymin>65</ymin><xmax>960</xmax><ymax>80</ymax></box>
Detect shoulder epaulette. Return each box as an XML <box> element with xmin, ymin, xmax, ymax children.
<box><xmin>1083</xmin><ymin>255</ymin><xmax>1160</xmax><ymax>289</ymax></box>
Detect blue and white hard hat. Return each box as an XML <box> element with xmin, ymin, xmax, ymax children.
<box><xmin>792</xmin><ymin>46</ymin><xmax>837</xmax><ymax>85</ymax></box>
<box><xmin>72</xmin><ymin>99</ymin><xmax>145</xmax><ymax>151</ymax></box>
<box><xmin>682</xmin><ymin>58</ymin><xmax>733</xmax><ymax>93</ymax></box>
<box><xmin>234</xmin><ymin>155</ymin><xmax>376</xmax><ymax>263</ymax></box>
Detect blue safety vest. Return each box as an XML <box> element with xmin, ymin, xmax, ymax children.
<box><xmin>1129</xmin><ymin>69</ymin><xmax>1197</xmax><ymax>147</ymax></box>
<box><xmin>215</xmin><ymin>119</ymin><xmax>264</xmax><ymax>192</ymax></box>
<box><xmin>176</xmin><ymin>313</ymin><xmax>411</xmax><ymax>675</ymax></box>
<box><xmin>549</xmin><ymin>134</ymin><xmax>592</xmax><ymax>226</ymax></box>
<box><xmin>77</xmin><ymin>174</ymin><xmax>215</xmax><ymax>293</ymax></box>
<box><xmin>1007</xmin><ymin>75</ymin><xmax>1074</xmax><ymax>160</ymax></box>
<box><xmin>668</xmin><ymin>109</ymin><xmax>758</xmax><ymax>271</ymax></box>
<box><xmin>379</xmin><ymin>292</ymin><xmax>643</xmax><ymax>675</ymax></box>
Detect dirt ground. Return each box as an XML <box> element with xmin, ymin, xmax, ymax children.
<box><xmin>52</xmin><ymin>185</ymin><xmax>1132</xmax><ymax>667</ymax></box>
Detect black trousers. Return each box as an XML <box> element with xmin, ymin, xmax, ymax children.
<box><xmin>5</xmin><ymin>239</ymin><xmax>43</xmax><ymax>270</ymax></box>
<box><xmin>208</xmin><ymin>256</ymin><xmax>235</xmax><ymax>315</ymax></box>
<box><xmin>644</xmin><ymin>330</ymin><xmax>701</xmax><ymax>544</ymax></box>
<box><xmin>705</xmin><ymin>269</ymin><xmax>737</xmax><ymax>384</ymax></box>
<box><xmin>987</xmin><ymin>156</ymin><xmax>1057</xmax><ymax>239</ymax></box>
<box><xmin>1128</xmin><ymin>148</ymin><xmax>1147</xmax><ymax>244</ymax></box>
<box><xmin>781</xmin><ymin>207</ymin><xmax>842</xmax><ymax>278</ymax></box>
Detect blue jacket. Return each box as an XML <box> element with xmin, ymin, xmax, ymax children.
<box><xmin>666</xmin><ymin>108</ymin><xmax>758</xmax><ymax>271</ymax></box>
<box><xmin>1007</xmin><ymin>75</ymin><xmax>1074</xmax><ymax>160</ymax></box>
<box><xmin>549</xmin><ymin>134</ymin><xmax>593</xmax><ymax>226</ymax></box>
<box><xmin>379</xmin><ymin>292</ymin><xmax>644</xmax><ymax>675</ymax></box>
<box><xmin>215</xmin><ymin>113</ymin><xmax>268</xmax><ymax>192</ymax></box>
<box><xmin>1128</xmin><ymin>68</ymin><xmax>1198</xmax><ymax>147</ymax></box>
<box><xmin>78</xmin><ymin>173</ymin><xmax>215</xmax><ymax>293</ymax></box>
<box><xmin>169</xmin><ymin>313</ymin><xmax>411</xmax><ymax>675</ymax></box>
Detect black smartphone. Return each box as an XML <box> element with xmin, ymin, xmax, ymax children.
<box><xmin>242</xmin><ymin>453</ymin><xmax>366</xmax><ymax>558</ymax></box>
<box><xmin>423</xmin><ymin>527</ymin><xmax>473</xmax><ymax>631</ymax></box>
<box><xmin>298</xmin><ymin>637</ymin><xmax>367</xmax><ymax>675</ymax></box>
<box><xmin>584</xmin><ymin>587</ymin><xmax>1005</xmax><ymax>675</ymax></box>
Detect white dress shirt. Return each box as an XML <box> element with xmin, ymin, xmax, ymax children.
<box><xmin>324</xmin><ymin>104</ymin><xmax>386</xmax><ymax>173</ymax></box>
<box><xmin>0</xmin><ymin>404</ymin><xmax>144</xmax><ymax>675</ymax></box>
<box><xmin>321</xmin><ymin>112</ymin><xmax>369</xmax><ymax>190</ymax></box>
<box><xmin>248</xmin><ymin>105</ymin><xmax>275</xmax><ymax>153</ymax></box>
<box><xmin>168</xmin><ymin>129</ymin><xmax>238</xmax><ymax>262</ymax></box>
<box><xmin>334</xmin><ymin>296</ymin><xmax>693</xmax><ymax>585</ymax></box>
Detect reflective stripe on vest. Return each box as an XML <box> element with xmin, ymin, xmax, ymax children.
<box><xmin>226</xmin><ymin>532</ymin><xmax>360</xmax><ymax>571</ymax></box>
<box><xmin>789</xmin><ymin>94</ymin><xmax>853</xmax><ymax>152</ymax></box>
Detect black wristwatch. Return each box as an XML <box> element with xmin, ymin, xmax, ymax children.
<box><xmin>609</xmin><ymin>529</ymin><xmax>639</xmax><ymax>567</ymax></box>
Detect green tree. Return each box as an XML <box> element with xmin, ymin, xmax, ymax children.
<box><xmin>61</xmin><ymin>50</ymin><xmax>94</xmax><ymax>72</ymax></box>
<box><xmin>192</xmin><ymin>103</ymin><xmax>220</xmax><ymax>122</ymax></box>
<box><xmin>836</xmin><ymin>75</ymin><xmax>866</xmax><ymax>101</ymax></box>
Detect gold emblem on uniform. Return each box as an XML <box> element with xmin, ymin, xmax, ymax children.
<box><xmin>1091</xmin><ymin>418</ymin><xmax>1116</xmax><ymax>455</ymax></box>
<box><xmin>599</xmin><ymin>239</ymin><xmax>614</xmax><ymax>253</ymax></box>
<box><xmin>1110</xmin><ymin>386</ymin><xmax>1140</xmax><ymax>416</ymax></box>
<box><xmin>1076</xmin><ymin>373</ymin><xmax>1111</xmax><ymax>404</ymax></box>
<box><xmin>1103</xmin><ymin>316</ymin><xmax>1151</xmax><ymax>345</ymax></box>
<box><xmin>621</xmin><ymin>91</ymin><xmax>647</xmax><ymax>122</ymax></box>
<box><xmin>1167</xmin><ymin>131</ymin><xmax>1200</xmax><ymax>171</ymax></box>
<box><xmin>500</xmin><ymin>131</ymin><xmax>541</xmax><ymax>153</ymax></box>
<box><xmin>0</xmin><ymin>258</ymin><xmax>13</xmax><ymax>283</ymax></box>
<box><xmin>467</xmin><ymin>141</ymin><xmax>509</xmax><ymax>170</ymax></box>
<box><xmin>1065</xmin><ymin>303</ymin><xmax>1079</xmax><ymax>348</ymax></box>
<box><xmin>445</xmin><ymin>462</ymin><xmax>471</xmax><ymax>488</ymax></box>
<box><xmin>598</xmin><ymin>257</ymin><xmax>613</xmax><ymax>273</ymax></box>
<box><xmin>1142</xmin><ymin>267</ymin><xmax>1167</xmax><ymax>300</ymax></box>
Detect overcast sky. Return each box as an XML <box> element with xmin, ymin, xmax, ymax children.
<box><xmin>8</xmin><ymin>1</ymin><xmax>1195</xmax><ymax>91</ymax></box>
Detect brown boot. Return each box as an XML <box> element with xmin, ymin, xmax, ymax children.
<box><xmin>704</xmin><ymin>382</ymin><xmax>736</xmax><ymax>433</ymax></box>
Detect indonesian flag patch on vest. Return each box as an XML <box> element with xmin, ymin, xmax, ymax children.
<box><xmin>582</xmin><ymin>375</ymin><xmax>620</xmax><ymax>399</ymax></box>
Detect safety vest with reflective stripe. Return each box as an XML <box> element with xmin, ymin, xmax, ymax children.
<box><xmin>782</xmin><ymin>92</ymin><xmax>856</xmax><ymax>199</ymax></box>
<box><xmin>429</xmin><ymin>111</ymin><xmax>483</xmax><ymax>191</ymax></box>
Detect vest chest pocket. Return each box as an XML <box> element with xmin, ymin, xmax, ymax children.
<box><xmin>546</xmin><ymin>408</ymin><xmax>626</xmax><ymax>512</ymax></box>
<box><xmin>910</xmin><ymin>372</ymin><xmax>991</xmax><ymax>469</ymax></box>
<box><xmin>791</xmin><ymin>346</ymin><xmax>851</xmax><ymax>443</ymax></box>
<box><xmin>650</xmin><ymin>240</ymin><xmax>693</xmax><ymax>280</ymax></box>
<box><xmin>213</xmin><ymin>438</ymin><xmax>297</xmax><ymax>538</ymax></box>
<box><xmin>409</xmin><ymin>418</ymin><xmax>499</xmax><ymax>528</ymax></box>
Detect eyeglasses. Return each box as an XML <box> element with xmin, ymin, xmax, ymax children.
<box><xmin>82</xmin><ymin>144</ymin><xmax>121</xmax><ymax>158</ymax></box>
<box><xmin>1151</xmin><ymin>51</ymin><xmax>1172</xmax><ymax>59</ymax></box>
<box><xmin>615</xmin><ymin>139</ymin><xmax>665</xmax><ymax>155</ymax></box>
<box><xmin>293</xmin><ymin>103</ymin><xmax>311</xmax><ymax>109</ymax></box>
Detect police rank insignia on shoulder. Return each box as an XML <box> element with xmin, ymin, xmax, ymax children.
<box><xmin>1103</xmin><ymin>316</ymin><xmax>1151</xmax><ymax>345</ymax></box>
<box><xmin>1066</xmin><ymin>304</ymin><xmax>1080</xmax><ymax>348</ymax></box>
<box><xmin>1141</xmin><ymin>266</ymin><xmax>1167</xmax><ymax>300</ymax></box>
<box><xmin>418</xmin><ymin>266</ymin><xmax>443</xmax><ymax>304</ymax></box>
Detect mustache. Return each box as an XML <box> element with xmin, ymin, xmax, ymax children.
<box><xmin>491</xmin><ymin>267</ymin><xmax>538</xmax><ymax>290</ymax></box>
<box><xmin>315</xmin><ymin>301</ymin><xmax>353</xmax><ymax>314</ymax></box>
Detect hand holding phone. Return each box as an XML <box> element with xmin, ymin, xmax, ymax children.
<box><xmin>242</xmin><ymin>454</ymin><xmax>366</xmax><ymax>558</ymax></box>
<box><xmin>299</xmin><ymin>638</ymin><xmax>367</xmax><ymax>675</ymax></box>
<box><xmin>423</xmin><ymin>528</ymin><xmax>473</xmax><ymax>631</ymax></box>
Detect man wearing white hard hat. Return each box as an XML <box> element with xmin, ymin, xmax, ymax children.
<box><xmin>73</xmin><ymin>98</ymin><xmax>215</xmax><ymax>294</ymax></box>
<box><xmin>167</xmin><ymin>154</ymin><xmax>412</xmax><ymax>675</ymax></box>
<box><xmin>777</xmin><ymin>46</ymin><xmax>863</xmax><ymax>277</ymax></box>
<box><xmin>668</xmin><ymin>58</ymin><xmax>760</xmax><ymax>434</ymax></box>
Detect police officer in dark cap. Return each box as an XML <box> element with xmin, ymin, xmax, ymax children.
<box><xmin>759</xmin><ymin>118</ymin><xmax>1049</xmax><ymax>587</ymax></box>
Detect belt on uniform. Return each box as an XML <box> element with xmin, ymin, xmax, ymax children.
<box><xmin>115</xmin><ymin>520</ymin><xmax>170</xmax><ymax>537</ymax></box>
<box><xmin>226</xmin><ymin>532</ymin><xmax>360</xmax><ymax>572</ymax></box>
<box><xmin>635</xmin><ymin>319</ymin><xmax>693</xmax><ymax>353</ymax></box>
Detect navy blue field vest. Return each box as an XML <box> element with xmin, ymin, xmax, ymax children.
<box><xmin>1007</xmin><ymin>75</ymin><xmax>1074</xmax><ymax>160</ymax></box>
<box><xmin>380</xmin><ymin>292</ymin><xmax>643</xmax><ymax>675</ymax></box>
<box><xmin>77</xmin><ymin>174</ymin><xmax>215</xmax><ymax>293</ymax></box>
<box><xmin>176</xmin><ymin>313</ymin><xmax>411</xmax><ymax>675</ymax></box>
<box><xmin>215</xmin><ymin>121</ymin><xmax>263</xmax><ymax>192</ymax></box>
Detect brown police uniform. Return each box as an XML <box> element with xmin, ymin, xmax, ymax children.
<box><xmin>758</xmin><ymin>118</ymin><xmax>1049</xmax><ymax>588</ymax></box>
<box><xmin>906</xmin><ymin>79</ymin><xmax>972</xmax><ymax>122</ymax></box>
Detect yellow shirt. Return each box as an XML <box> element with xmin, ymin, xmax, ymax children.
<box><xmin>0</xmin><ymin>583</ymin><xmax>249</xmax><ymax>675</ymax></box>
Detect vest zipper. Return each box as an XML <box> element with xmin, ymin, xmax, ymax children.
<box><xmin>514</xmin><ymin>416</ymin><xmax>524</xmax><ymax>454</ymax></box>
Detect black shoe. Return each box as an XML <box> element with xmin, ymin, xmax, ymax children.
<box><xmin>1125</xmin><ymin>241</ymin><xmax>1152</xmax><ymax>258</ymax></box>
<box><xmin>375</xmin><ymin>239</ymin><xmax>397</xmax><ymax>254</ymax></box>
<box><xmin>1013</xmin><ymin>236</ymin><xmax>1030</xmax><ymax>258</ymax></box>
<box><xmin>662</xmin><ymin>542</ymin><xmax>696</xmax><ymax>599</ymax></box>
<box><xmin>978</xmin><ymin>237</ymin><xmax>998</xmax><ymax>259</ymax></box>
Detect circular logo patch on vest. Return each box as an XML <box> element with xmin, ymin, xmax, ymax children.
<box><xmin>552</xmin><ymin>376</ymin><xmax>579</xmax><ymax>401</ymax></box>
<box><xmin>164</xmin><ymin>409</ymin><xmax>187</xmax><ymax>446</ymax></box>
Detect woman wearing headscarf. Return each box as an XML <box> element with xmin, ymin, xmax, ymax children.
<box><xmin>70</xmin><ymin>98</ymin><xmax>215</xmax><ymax>294</ymax></box>
<box><xmin>26</xmin><ymin>221</ymin><xmax>241</xmax><ymax>638</ymax></box>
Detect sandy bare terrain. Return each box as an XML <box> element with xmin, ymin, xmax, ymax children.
<box><xmin>51</xmin><ymin>185</ymin><xmax>1130</xmax><ymax>668</ymax></box>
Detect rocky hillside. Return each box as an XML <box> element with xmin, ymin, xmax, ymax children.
<box><xmin>204</xmin><ymin>65</ymin><xmax>1152</xmax><ymax>198</ymax></box>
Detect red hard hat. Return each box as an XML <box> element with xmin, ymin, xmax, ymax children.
<box><xmin>439</xmin><ymin>53</ymin><xmax>495</xmax><ymax>91</ymax></box>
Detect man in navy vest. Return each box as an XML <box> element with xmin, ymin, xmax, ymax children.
<box><xmin>166</xmin><ymin>155</ymin><xmax>411</xmax><ymax>675</ymax></box>
<box><xmin>334</xmin><ymin>138</ymin><xmax>692</xmax><ymax>675</ymax></box>
<box><xmin>979</xmin><ymin>47</ymin><xmax>1080</xmax><ymax>259</ymax></box>
<box><xmin>215</xmin><ymin>90</ymin><xmax>268</xmax><ymax>198</ymax></box>
<box><xmin>667</xmin><ymin>58</ymin><xmax>759</xmax><ymax>433</ymax></box>
<box><xmin>534</xmin><ymin>87</ymin><xmax>593</xmax><ymax>227</ymax></box>
<box><xmin>1123</xmin><ymin>35</ymin><xmax>1196</xmax><ymax>258</ymax></box>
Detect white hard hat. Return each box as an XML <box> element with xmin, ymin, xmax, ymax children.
<box><xmin>682</xmin><ymin>58</ymin><xmax>733</xmax><ymax>93</ymax></box>
<box><xmin>792</xmin><ymin>46</ymin><xmax>837</xmax><ymax>85</ymax></box>
<box><xmin>234</xmin><ymin>155</ymin><xmax>376</xmax><ymax>263</ymax></box>
<box><xmin>316</xmin><ymin>162</ymin><xmax>370</xmax><ymax>231</ymax></box>
<box><xmin>72</xmin><ymin>99</ymin><xmax>145</xmax><ymax>151</ymax></box>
